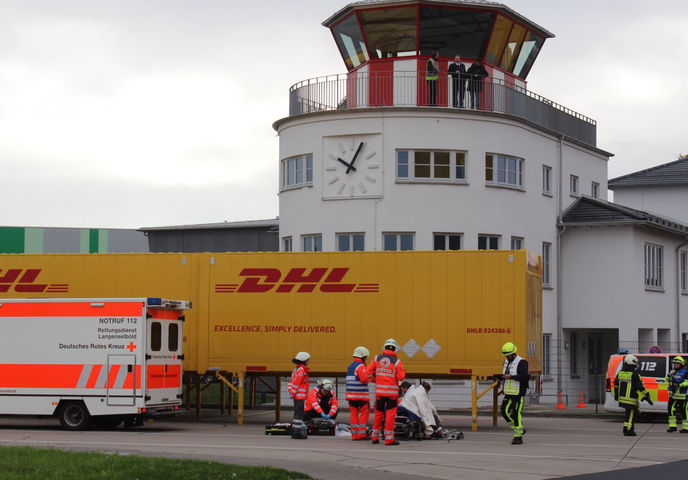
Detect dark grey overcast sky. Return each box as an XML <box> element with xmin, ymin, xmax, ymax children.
<box><xmin>1</xmin><ymin>0</ymin><xmax>686</xmax><ymax>228</ymax></box>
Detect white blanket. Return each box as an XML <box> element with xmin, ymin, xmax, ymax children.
<box><xmin>400</xmin><ymin>385</ymin><xmax>439</xmax><ymax>435</ymax></box>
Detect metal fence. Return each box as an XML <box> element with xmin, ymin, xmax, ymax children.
<box><xmin>288</xmin><ymin>72</ymin><xmax>597</xmax><ymax>147</ymax></box>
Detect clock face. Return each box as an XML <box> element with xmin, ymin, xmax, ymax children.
<box><xmin>322</xmin><ymin>134</ymin><xmax>383</xmax><ymax>199</ymax></box>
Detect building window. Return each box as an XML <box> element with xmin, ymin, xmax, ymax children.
<box><xmin>485</xmin><ymin>154</ymin><xmax>524</xmax><ymax>188</ymax></box>
<box><xmin>591</xmin><ymin>181</ymin><xmax>599</xmax><ymax>199</ymax></box>
<box><xmin>383</xmin><ymin>233</ymin><xmax>414</xmax><ymax>251</ymax></box>
<box><xmin>569</xmin><ymin>174</ymin><xmax>579</xmax><ymax>195</ymax></box>
<box><xmin>281</xmin><ymin>154</ymin><xmax>313</xmax><ymax>189</ymax></box>
<box><xmin>510</xmin><ymin>236</ymin><xmax>524</xmax><ymax>250</ymax></box>
<box><xmin>680</xmin><ymin>250</ymin><xmax>686</xmax><ymax>293</ymax></box>
<box><xmin>433</xmin><ymin>233</ymin><xmax>462</xmax><ymax>250</ymax></box>
<box><xmin>302</xmin><ymin>234</ymin><xmax>322</xmax><ymax>252</ymax></box>
<box><xmin>282</xmin><ymin>237</ymin><xmax>292</xmax><ymax>252</ymax></box>
<box><xmin>644</xmin><ymin>243</ymin><xmax>663</xmax><ymax>289</ymax></box>
<box><xmin>542</xmin><ymin>165</ymin><xmax>552</xmax><ymax>194</ymax></box>
<box><xmin>337</xmin><ymin>233</ymin><xmax>364</xmax><ymax>251</ymax></box>
<box><xmin>542</xmin><ymin>333</ymin><xmax>551</xmax><ymax>375</ymax></box>
<box><xmin>478</xmin><ymin>234</ymin><xmax>500</xmax><ymax>250</ymax></box>
<box><xmin>542</xmin><ymin>242</ymin><xmax>551</xmax><ymax>286</ymax></box>
<box><xmin>396</xmin><ymin>150</ymin><xmax>466</xmax><ymax>181</ymax></box>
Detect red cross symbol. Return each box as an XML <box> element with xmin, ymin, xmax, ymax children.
<box><xmin>126</xmin><ymin>342</ymin><xmax>137</xmax><ymax>352</ymax></box>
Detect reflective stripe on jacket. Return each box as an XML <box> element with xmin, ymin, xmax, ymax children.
<box><xmin>615</xmin><ymin>369</ymin><xmax>648</xmax><ymax>406</ymax></box>
<box><xmin>346</xmin><ymin>359</ymin><xmax>369</xmax><ymax>401</ymax></box>
<box><xmin>667</xmin><ymin>368</ymin><xmax>688</xmax><ymax>399</ymax></box>
<box><xmin>503</xmin><ymin>355</ymin><xmax>523</xmax><ymax>396</ymax></box>
<box><xmin>366</xmin><ymin>350</ymin><xmax>406</xmax><ymax>399</ymax></box>
<box><xmin>287</xmin><ymin>365</ymin><xmax>309</xmax><ymax>400</ymax></box>
<box><xmin>426</xmin><ymin>58</ymin><xmax>439</xmax><ymax>81</ymax></box>
<box><xmin>304</xmin><ymin>386</ymin><xmax>339</xmax><ymax>415</ymax></box>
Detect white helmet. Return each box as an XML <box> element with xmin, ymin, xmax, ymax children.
<box><xmin>623</xmin><ymin>354</ymin><xmax>638</xmax><ymax>366</ymax></box>
<box><xmin>320</xmin><ymin>379</ymin><xmax>335</xmax><ymax>391</ymax></box>
<box><xmin>353</xmin><ymin>346</ymin><xmax>370</xmax><ymax>358</ymax></box>
<box><xmin>294</xmin><ymin>351</ymin><xmax>311</xmax><ymax>362</ymax></box>
<box><xmin>383</xmin><ymin>338</ymin><xmax>400</xmax><ymax>350</ymax></box>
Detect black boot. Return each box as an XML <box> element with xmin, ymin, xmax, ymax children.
<box><xmin>667</xmin><ymin>427</ymin><xmax>677</xmax><ymax>432</ymax></box>
<box><xmin>511</xmin><ymin>437</ymin><xmax>523</xmax><ymax>445</ymax></box>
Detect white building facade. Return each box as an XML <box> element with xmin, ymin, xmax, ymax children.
<box><xmin>272</xmin><ymin>0</ymin><xmax>687</xmax><ymax>401</ymax></box>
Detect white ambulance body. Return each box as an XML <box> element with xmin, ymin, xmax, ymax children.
<box><xmin>0</xmin><ymin>298</ymin><xmax>189</xmax><ymax>429</ymax></box>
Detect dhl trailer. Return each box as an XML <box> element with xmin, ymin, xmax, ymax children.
<box><xmin>0</xmin><ymin>250</ymin><xmax>541</xmax><ymax>430</ymax></box>
<box><xmin>0</xmin><ymin>297</ymin><xmax>190</xmax><ymax>429</ymax></box>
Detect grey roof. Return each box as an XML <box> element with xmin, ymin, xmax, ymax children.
<box><xmin>139</xmin><ymin>218</ymin><xmax>279</xmax><ymax>232</ymax></box>
<box><xmin>608</xmin><ymin>157</ymin><xmax>688</xmax><ymax>188</ymax></box>
<box><xmin>322</xmin><ymin>0</ymin><xmax>555</xmax><ymax>39</ymax></box>
<box><xmin>560</xmin><ymin>196</ymin><xmax>688</xmax><ymax>237</ymax></box>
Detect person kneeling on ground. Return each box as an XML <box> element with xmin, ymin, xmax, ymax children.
<box><xmin>399</xmin><ymin>381</ymin><xmax>441</xmax><ymax>437</ymax></box>
<box><xmin>303</xmin><ymin>379</ymin><xmax>339</xmax><ymax>422</ymax></box>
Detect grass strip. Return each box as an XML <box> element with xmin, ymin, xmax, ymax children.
<box><xmin>0</xmin><ymin>446</ymin><xmax>311</xmax><ymax>480</ymax></box>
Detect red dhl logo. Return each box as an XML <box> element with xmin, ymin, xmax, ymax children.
<box><xmin>215</xmin><ymin>268</ymin><xmax>379</xmax><ymax>293</ymax></box>
<box><xmin>0</xmin><ymin>269</ymin><xmax>69</xmax><ymax>293</ymax></box>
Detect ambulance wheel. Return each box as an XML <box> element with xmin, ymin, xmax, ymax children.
<box><xmin>58</xmin><ymin>402</ymin><xmax>91</xmax><ymax>430</ymax></box>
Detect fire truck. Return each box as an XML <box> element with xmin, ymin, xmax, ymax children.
<box><xmin>0</xmin><ymin>297</ymin><xmax>189</xmax><ymax>429</ymax></box>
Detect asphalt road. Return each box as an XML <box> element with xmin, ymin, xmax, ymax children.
<box><xmin>0</xmin><ymin>411</ymin><xmax>686</xmax><ymax>480</ymax></box>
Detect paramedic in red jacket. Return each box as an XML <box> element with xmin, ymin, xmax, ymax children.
<box><xmin>303</xmin><ymin>379</ymin><xmax>339</xmax><ymax>422</ymax></box>
<box><xmin>366</xmin><ymin>338</ymin><xmax>406</xmax><ymax>445</ymax></box>
<box><xmin>346</xmin><ymin>346</ymin><xmax>371</xmax><ymax>440</ymax></box>
<box><xmin>287</xmin><ymin>351</ymin><xmax>310</xmax><ymax>439</ymax></box>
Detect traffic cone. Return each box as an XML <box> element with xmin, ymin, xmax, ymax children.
<box><xmin>556</xmin><ymin>391</ymin><xmax>566</xmax><ymax>409</ymax></box>
<box><xmin>576</xmin><ymin>392</ymin><xmax>586</xmax><ymax>408</ymax></box>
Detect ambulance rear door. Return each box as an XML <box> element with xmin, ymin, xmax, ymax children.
<box><xmin>145</xmin><ymin>310</ymin><xmax>183</xmax><ymax>406</ymax></box>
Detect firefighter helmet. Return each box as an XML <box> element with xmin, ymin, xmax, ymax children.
<box><xmin>672</xmin><ymin>356</ymin><xmax>686</xmax><ymax>366</ymax></box>
<box><xmin>320</xmin><ymin>379</ymin><xmax>335</xmax><ymax>391</ymax></box>
<box><xmin>501</xmin><ymin>342</ymin><xmax>517</xmax><ymax>356</ymax></box>
<box><xmin>294</xmin><ymin>351</ymin><xmax>311</xmax><ymax>362</ymax></box>
<box><xmin>383</xmin><ymin>338</ymin><xmax>400</xmax><ymax>351</ymax></box>
<box><xmin>623</xmin><ymin>354</ymin><xmax>638</xmax><ymax>366</ymax></box>
<box><xmin>352</xmin><ymin>346</ymin><xmax>370</xmax><ymax>358</ymax></box>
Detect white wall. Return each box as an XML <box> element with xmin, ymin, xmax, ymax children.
<box><xmin>613</xmin><ymin>185</ymin><xmax>688</xmax><ymax>224</ymax></box>
<box><xmin>561</xmin><ymin>224</ymin><xmax>688</xmax><ymax>343</ymax></box>
<box><xmin>276</xmin><ymin>109</ymin><xmax>610</xmax><ymax>337</ymax></box>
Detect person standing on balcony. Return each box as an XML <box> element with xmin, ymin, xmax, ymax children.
<box><xmin>426</xmin><ymin>50</ymin><xmax>439</xmax><ymax>106</ymax></box>
<box><xmin>448</xmin><ymin>55</ymin><xmax>467</xmax><ymax>108</ymax></box>
<box><xmin>467</xmin><ymin>59</ymin><xmax>489</xmax><ymax>109</ymax></box>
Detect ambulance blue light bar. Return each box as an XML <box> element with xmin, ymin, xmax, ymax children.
<box><xmin>146</xmin><ymin>298</ymin><xmax>192</xmax><ymax>309</ymax></box>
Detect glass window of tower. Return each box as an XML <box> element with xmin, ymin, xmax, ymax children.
<box><xmin>419</xmin><ymin>8</ymin><xmax>494</xmax><ymax>58</ymax></box>
<box><xmin>332</xmin><ymin>14</ymin><xmax>369</xmax><ymax>70</ymax></box>
<box><xmin>358</xmin><ymin>7</ymin><xmax>417</xmax><ymax>59</ymax></box>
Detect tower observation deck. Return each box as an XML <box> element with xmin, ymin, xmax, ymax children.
<box><xmin>284</xmin><ymin>0</ymin><xmax>596</xmax><ymax>147</ymax></box>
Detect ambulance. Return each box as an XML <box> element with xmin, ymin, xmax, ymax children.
<box><xmin>0</xmin><ymin>297</ymin><xmax>190</xmax><ymax>429</ymax></box>
<box><xmin>604</xmin><ymin>352</ymin><xmax>688</xmax><ymax>413</ymax></box>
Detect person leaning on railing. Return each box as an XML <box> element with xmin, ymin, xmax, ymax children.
<box><xmin>466</xmin><ymin>59</ymin><xmax>489</xmax><ymax>109</ymax></box>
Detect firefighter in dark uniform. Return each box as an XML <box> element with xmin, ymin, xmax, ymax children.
<box><xmin>614</xmin><ymin>354</ymin><xmax>652</xmax><ymax>436</ymax></box>
<box><xmin>666</xmin><ymin>356</ymin><xmax>688</xmax><ymax>433</ymax></box>
<box><xmin>499</xmin><ymin>342</ymin><xmax>529</xmax><ymax>445</ymax></box>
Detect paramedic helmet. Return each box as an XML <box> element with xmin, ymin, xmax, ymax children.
<box><xmin>501</xmin><ymin>342</ymin><xmax>518</xmax><ymax>356</ymax></box>
<box><xmin>293</xmin><ymin>351</ymin><xmax>311</xmax><ymax>363</ymax></box>
<box><xmin>623</xmin><ymin>354</ymin><xmax>638</xmax><ymax>366</ymax></box>
<box><xmin>353</xmin><ymin>346</ymin><xmax>370</xmax><ymax>358</ymax></box>
<box><xmin>383</xmin><ymin>338</ymin><xmax>400</xmax><ymax>351</ymax></box>
<box><xmin>672</xmin><ymin>356</ymin><xmax>686</xmax><ymax>367</ymax></box>
<box><xmin>319</xmin><ymin>379</ymin><xmax>335</xmax><ymax>393</ymax></box>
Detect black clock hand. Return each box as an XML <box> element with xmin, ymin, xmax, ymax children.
<box><xmin>337</xmin><ymin>157</ymin><xmax>356</xmax><ymax>172</ymax></box>
<box><xmin>346</xmin><ymin>142</ymin><xmax>365</xmax><ymax>174</ymax></box>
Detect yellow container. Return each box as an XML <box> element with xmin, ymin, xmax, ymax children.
<box><xmin>0</xmin><ymin>250</ymin><xmax>541</xmax><ymax>377</ymax></box>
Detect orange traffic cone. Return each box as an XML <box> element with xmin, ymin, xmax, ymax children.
<box><xmin>556</xmin><ymin>391</ymin><xmax>566</xmax><ymax>409</ymax></box>
<box><xmin>576</xmin><ymin>392</ymin><xmax>586</xmax><ymax>408</ymax></box>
